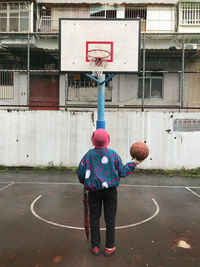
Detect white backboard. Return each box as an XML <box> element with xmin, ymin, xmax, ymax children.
<box><xmin>59</xmin><ymin>18</ymin><xmax>141</xmax><ymax>74</ymax></box>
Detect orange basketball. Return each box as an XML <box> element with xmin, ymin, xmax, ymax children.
<box><xmin>130</xmin><ymin>142</ymin><xmax>149</xmax><ymax>161</ymax></box>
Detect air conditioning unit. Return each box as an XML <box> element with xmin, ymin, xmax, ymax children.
<box><xmin>184</xmin><ymin>43</ymin><xmax>198</xmax><ymax>50</ymax></box>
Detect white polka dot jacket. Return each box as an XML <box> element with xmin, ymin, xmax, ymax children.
<box><xmin>77</xmin><ymin>148</ymin><xmax>136</xmax><ymax>191</ymax></box>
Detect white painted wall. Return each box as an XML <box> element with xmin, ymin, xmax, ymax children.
<box><xmin>0</xmin><ymin>110</ymin><xmax>200</xmax><ymax>170</ymax></box>
<box><xmin>178</xmin><ymin>25</ymin><xmax>200</xmax><ymax>33</ymax></box>
<box><xmin>146</xmin><ymin>6</ymin><xmax>176</xmax><ymax>32</ymax></box>
<box><xmin>111</xmin><ymin>73</ymin><xmax>180</xmax><ymax>106</ymax></box>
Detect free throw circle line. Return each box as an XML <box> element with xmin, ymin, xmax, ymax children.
<box><xmin>115</xmin><ymin>198</ymin><xmax>159</xmax><ymax>229</ymax></box>
<box><xmin>31</xmin><ymin>195</ymin><xmax>159</xmax><ymax>231</ymax></box>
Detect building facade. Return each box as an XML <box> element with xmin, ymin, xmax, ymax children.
<box><xmin>0</xmin><ymin>0</ymin><xmax>200</xmax><ymax>110</ymax></box>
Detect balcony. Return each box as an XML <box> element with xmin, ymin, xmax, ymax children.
<box><xmin>37</xmin><ymin>6</ymin><xmax>176</xmax><ymax>33</ymax></box>
<box><xmin>0</xmin><ymin>1</ymin><xmax>31</xmax><ymax>32</ymax></box>
<box><xmin>178</xmin><ymin>2</ymin><xmax>200</xmax><ymax>33</ymax></box>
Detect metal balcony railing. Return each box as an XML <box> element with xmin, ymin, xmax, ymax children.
<box><xmin>38</xmin><ymin>16</ymin><xmax>175</xmax><ymax>33</ymax></box>
<box><xmin>37</xmin><ymin>6</ymin><xmax>176</xmax><ymax>33</ymax></box>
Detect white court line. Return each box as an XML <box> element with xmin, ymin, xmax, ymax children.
<box><xmin>186</xmin><ymin>187</ymin><xmax>200</xmax><ymax>198</ymax></box>
<box><xmin>114</xmin><ymin>198</ymin><xmax>159</xmax><ymax>230</ymax></box>
<box><xmin>0</xmin><ymin>182</ymin><xmax>78</xmax><ymax>185</ymax></box>
<box><xmin>0</xmin><ymin>183</ymin><xmax>14</xmax><ymax>191</ymax></box>
<box><xmin>0</xmin><ymin>181</ymin><xmax>200</xmax><ymax>189</ymax></box>
<box><xmin>121</xmin><ymin>184</ymin><xmax>200</xmax><ymax>189</ymax></box>
<box><xmin>31</xmin><ymin>195</ymin><xmax>159</xmax><ymax>231</ymax></box>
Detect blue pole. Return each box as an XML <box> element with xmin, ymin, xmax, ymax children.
<box><xmin>85</xmin><ymin>73</ymin><xmax>115</xmax><ymax>130</ymax></box>
<box><xmin>96</xmin><ymin>74</ymin><xmax>105</xmax><ymax>129</ymax></box>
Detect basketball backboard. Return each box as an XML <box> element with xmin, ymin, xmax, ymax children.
<box><xmin>59</xmin><ymin>18</ymin><xmax>141</xmax><ymax>74</ymax></box>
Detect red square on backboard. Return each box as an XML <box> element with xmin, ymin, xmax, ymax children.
<box><xmin>86</xmin><ymin>41</ymin><xmax>113</xmax><ymax>62</ymax></box>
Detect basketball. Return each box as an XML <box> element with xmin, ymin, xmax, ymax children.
<box><xmin>130</xmin><ymin>142</ymin><xmax>149</xmax><ymax>161</ymax></box>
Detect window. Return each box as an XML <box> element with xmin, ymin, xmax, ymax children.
<box><xmin>90</xmin><ymin>5</ymin><xmax>117</xmax><ymax>18</ymax></box>
<box><xmin>125</xmin><ymin>7</ymin><xmax>146</xmax><ymax>19</ymax></box>
<box><xmin>67</xmin><ymin>74</ymin><xmax>112</xmax><ymax>102</ymax></box>
<box><xmin>180</xmin><ymin>2</ymin><xmax>200</xmax><ymax>25</ymax></box>
<box><xmin>125</xmin><ymin>7</ymin><xmax>146</xmax><ymax>31</ymax></box>
<box><xmin>68</xmin><ymin>74</ymin><xmax>96</xmax><ymax>88</ymax></box>
<box><xmin>0</xmin><ymin>72</ymin><xmax>13</xmax><ymax>86</ymax></box>
<box><xmin>138</xmin><ymin>72</ymin><xmax>163</xmax><ymax>99</ymax></box>
<box><xmin>0</xmin><ymin>2</ymin><xmax>30</xmax><ymax>32</ymax></box>
<box><xmin>0</xmin><ymin>72</ymin><xmax>14</xmax><ymax>99</ymax></box>
<box><xmin>68</xmin><ymin>74</ymin><xmax>111</xmax><ymax>88</ymax></box>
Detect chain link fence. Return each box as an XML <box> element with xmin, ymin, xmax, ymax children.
<box><xmin>0</xmin><ymin>32</ymin><xmax>200</xmax><ymax>110</ymax></box>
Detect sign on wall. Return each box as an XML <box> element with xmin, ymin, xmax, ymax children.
<box><xmin>173</xmin><ymin>119</ymin><xmax>200</xmax><ymax>132</ymax></box>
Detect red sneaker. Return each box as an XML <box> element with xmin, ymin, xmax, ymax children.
<box><xmin>92</xmin><ymin>247</ymin><xmax>100</xmax><ymax>256</ymax></box>
<box><xmin>104</xmin><ymin>246</ymin><xmax>116</xmax><ymax>256</ymax></box>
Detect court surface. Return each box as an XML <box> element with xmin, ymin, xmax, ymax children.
<box><xmin>0</xmin><ymin>170</ymin><xmax>200</xmax><ymax>267</ymax></box>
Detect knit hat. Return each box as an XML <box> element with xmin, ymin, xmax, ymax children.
<box><xmin>91</xmin><ymin>129</ymin><xmax>110</xmax><ymax>149</ymax></box>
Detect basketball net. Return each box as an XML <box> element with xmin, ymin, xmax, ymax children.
<box><xmin>87</xmin><ymin>49</ymin><xmax>110</xmax><ymax>78</ymax></box>
<box><xmin>89</xmin><ymin>60</ymin><xmax>105</xmax><ymax>78</ymax></box>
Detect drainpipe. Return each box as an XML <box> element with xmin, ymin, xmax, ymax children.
<box><xmin>27</xmin><ymin>33</ymin><xmax>30</xmax><ymax>107</ymax></box>
<box><xmin>142</xmin><ymin>32</ymin><xmax>145</xmax><ymax>112</ymax></box>
<box><xmin>181</xmin><ymin>34</ymin><xmax>185</xmax><ymax>108</ymax></box>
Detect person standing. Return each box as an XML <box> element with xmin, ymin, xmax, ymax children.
<box><xmin>77</xmin><ymin>129</ymin><xmax>142</xmax><ymax>256</ymax></box>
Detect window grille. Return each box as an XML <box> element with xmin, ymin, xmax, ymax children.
<box><xmin>0</xmin><ymin>72</ymin><xmax>14</xmax><ymax>99</ymax></box>
<box><xmin>0</xmin><ymin>2</ymin><xmax>30</xmax><ymax>32</ymax></box>
<box><xmin>125</xmin><ymin>7</ymin><xmax>146</xmax><ymax>31</ymax></box>
<box><xmin>180</xmin><ymin>2</ymin><xmax>200</xmax><ymax>25</ymax></box>
<box><xmin>125</xmin><ymin>7</ymin><xmax>146</xmax><ymax>20</ymax></box>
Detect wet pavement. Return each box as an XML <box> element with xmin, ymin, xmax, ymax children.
<box><xmin>0</xmin><ymin>170</ymin><xmax>200</xmax><ymax>267</ymax></box>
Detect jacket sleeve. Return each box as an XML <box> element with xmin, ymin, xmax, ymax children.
<box><xmin>77</xmin><ymin>155</ymin><xmax>86</xmax><ymax>184</ymax></box>
<box><xmin>115</xmin><ymin>154</ymin><xmax>136</xmax><ymax>178</ymax></box>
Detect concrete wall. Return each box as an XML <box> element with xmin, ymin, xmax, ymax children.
<box><xmin>111</xmin><ymin>73</ymin><xmax>180</xmax><ymax>106</ymax></box>
<box><xmin>0</xmin><ymin>110</ymin><xmax>200</xmax><ymax>170</ymax></box>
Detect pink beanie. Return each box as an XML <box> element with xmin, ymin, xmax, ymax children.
<box><xmin>91</xmin><ymin>129</ymin><xmax>110</xmax><ymax>149</ymax></box>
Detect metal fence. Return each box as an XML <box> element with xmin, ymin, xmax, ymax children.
<box><xmin>0</xmin><ymin>32</ymin><xmax>200</xmax><ymax>110</ymax></box>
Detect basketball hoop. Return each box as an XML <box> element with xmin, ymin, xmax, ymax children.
<box><xmin>87</xmin><ymin>49</ymin><xmax>110</xmax><ymax>78</ymax></box>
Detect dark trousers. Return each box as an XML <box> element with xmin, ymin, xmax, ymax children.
<box><xmin>88</xmin><ymin>187</ymin><xmax>117</xmax><ymax>248</ymax></box>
